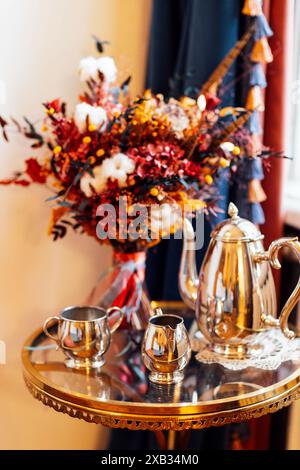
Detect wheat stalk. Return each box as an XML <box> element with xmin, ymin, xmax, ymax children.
<box><xmin>200</xmin><ymin>24</ymin><xmax>255</xmax><ymax>96</ymax></box>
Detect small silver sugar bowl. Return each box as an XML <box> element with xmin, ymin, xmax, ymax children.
<box><xmin>43</xmin><ymin>305</ymin><xmax>124</xmax><ymax>369</ymax></box>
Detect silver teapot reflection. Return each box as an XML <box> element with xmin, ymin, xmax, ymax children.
<box><xmin>142</xmin><ymin>309</ymin><xmax>191</xmax><ymax>384</ymax></box>
<box><xmin>179</xmin><ymin>203</ymin><xmax>300</xmax><ymax>358</ymax></box>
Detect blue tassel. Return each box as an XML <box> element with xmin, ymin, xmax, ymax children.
<box><xmin>254</xmin><ymin>14</ymin><xmax>273</xmax><ymax>40</ymax></box>
<box><xmin>238</xmin><ymin>157</ymin><xmax>264</xmax><ymax>181</ymax></box>
<box><xmin>233</xmin><ymin>158</ymin><xmax>265</xmax><ymax>224</ymax></box>
<box><xmin>234</xmin><ymin>184</ymin><xmax>265</xmax><ymax>222</ymax></box>
<box><xmin>250</xmin><ymin>63</ymin><xmax>267</xmax><ymax>88</ymax></box>
<box><xmin>249</xmin><ymin>157</ymin><xmax>264</xmax><ymax>180</ymax></box>
<box><xmin>249</xmin><ymin>203</ymin><xmax>265</xmax><ymax>224</ymax></box>
<box><xmin>234</xmin><ymin>193</ymin><xmax>265</xmax><ymax>223</ymax></box>
<box><xmin>247</xmin><ymin>111</ymin><xmax>262</xmax><ymax>134</ymax></box>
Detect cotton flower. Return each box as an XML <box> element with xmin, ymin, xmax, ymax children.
<box><xmin>150</xmin><ymin>204</ymin><xmax>181</xmax><ymax>236</ymax></box>
<box><xmin>80</xmin><ymin>165</ymin><xmax>107</xmax><ymax>197</ymax></box>
<box><xmin>74</xmin><ymin>102</ymin><xmax>107</xmax><ymax>133</ymax></box>
<box><xmin>101</xmin><ymin>153</ymin><xmax>135</xmax><ymax>187</ymax></box>
<box><xmin>79</xmin><ymin>56</ymin><xmax>117</xmax><ymax>83</ymax></box>
<box><xmin>80</xmin><ymin>153</ymin><xmax>135</xmax><ymax>197</ymax></box>
<box><xmin>78</xmin><ymin>57</ymin><xmax>99</xmax><ymax>82</ymax></box>
<box><xmin>96</xmin><ymin>57</ymin><xmax>117</xmax><ymax>83</ymax></box>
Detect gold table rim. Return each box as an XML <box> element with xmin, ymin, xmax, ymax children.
<box><xmin>22</xmin><ymin>326</ymin><xmax>300</xmax><ymax>419</ymax></box>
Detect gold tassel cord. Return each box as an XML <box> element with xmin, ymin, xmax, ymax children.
<box><xmin>200</xmin><ymin>24</ymin><xmax>256</xmax><ymax>96</ymax></box>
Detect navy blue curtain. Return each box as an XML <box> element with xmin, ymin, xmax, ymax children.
<box><xmin>146</xmin><ymin>0</ymin><xmax>244</xmax><ymax>301</ymax></box>
<box><xmin>109</xmin><ymin>0</ymin><xmax>246</xmax><ymax>450</ymax></box>
<box><xmin>144</xmin><ymin>0</ymin><xmax>245</xmax><ymax>451</ymax></box>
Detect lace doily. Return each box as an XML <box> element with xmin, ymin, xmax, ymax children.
<box><xmin>191</xmin><ymin>328</ymin><xmax>300</xmax><ymax>370</ymax></box>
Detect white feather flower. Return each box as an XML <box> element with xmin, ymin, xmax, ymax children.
<box><xmin>220</xmin><ymin>141</ymin><xmax>235</xmax><ymax>152</ymax></box>
<box><xmin>74</xmin><ymin>102</ymin><xmax>107</xmax><ymax>133</ymax></box>
<box><xmin>158</xmin><ymin>101</ymin><xmax>189</xmax><ymax>135</ymax></box>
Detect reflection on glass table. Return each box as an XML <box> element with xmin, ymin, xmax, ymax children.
<box><xmin>22</xmin><ymin>302</ymin><xmax>300</xmax><ymax>436</ymax></box>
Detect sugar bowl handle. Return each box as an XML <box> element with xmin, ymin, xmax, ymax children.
<box><xmin>43</xmin><ymin>316</ymin><xmax>61</xmax><ymax>342</ymax></box>
<box><xmin>255</xmin><ymin>237</ymin><xmax>300</xmax><ymax>339</ymax></box>
<box><xmin>106</xmin><ymin>306</ymin><xmax>124</xmax><ymax>334</ymax></box>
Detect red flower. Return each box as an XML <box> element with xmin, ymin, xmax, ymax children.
<box><xmin>25</xmin><ymin>158</ymin><xmax>47</xmax><ymax>183</ymax></box>
<box><xmin>204</xmin><ymin>92</ymin><xmax>221</xmax><ymax>110</ymax></box>
<box><xmin>47</xmin><ymin>99</ymin><xmax>61</xmax><ymax>113</ymax></box>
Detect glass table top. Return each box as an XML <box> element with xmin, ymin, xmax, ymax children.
<box><xmin>22</xmin><ymin>303</ymin><xmax>300</xmax><ymax>420</ymax></box>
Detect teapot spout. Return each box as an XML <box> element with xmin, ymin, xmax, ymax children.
<box><xmin>178</xmin><ymin>218</ymin><xmax>199</xmax><ymax>310</ymax></box>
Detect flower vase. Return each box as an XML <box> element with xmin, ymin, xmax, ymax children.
<box><xmin>84</xmin><ymin>249</ymin><xmax>153</xmax><ymax>333</ymax></box>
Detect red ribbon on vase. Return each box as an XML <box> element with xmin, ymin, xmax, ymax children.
<box><xmin>85</xmin><ymin>250</ymin><xmax>150</xmax><ymax>331</ymax></box>
<box><xmin>111</xmin><ymin>251</ymin><xmax>147</xmax><ymax>328</ymax></box>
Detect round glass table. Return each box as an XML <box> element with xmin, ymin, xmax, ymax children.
<box><xmin>22</xmin><ymin>302</ymin><xmax>300</xmax><ymax>441</ymax></box>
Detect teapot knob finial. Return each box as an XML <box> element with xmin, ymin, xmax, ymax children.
<box><xmin>228</xmin><ymin>202</ymin><xmax>239</xmax><ymax>219</ymax></box>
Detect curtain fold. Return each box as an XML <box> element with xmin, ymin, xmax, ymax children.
<box><xmin>146</xmin><ymin>0</ymin><xmax>242</xmax><ymax>303</ymax></box>
<box><xmin>109</xmin><ymin>0</ymin><xmax>292</xmax><ymax>451</ymax></box>
<box><xmin>262</xmin><ymin>0</ymin><xmax>292</xmax><ymax>249</ymax></box>
<box><xmin>145</xmin><ymin>0</ymin><xmax>243</xmax><ymax>451</ymax></box>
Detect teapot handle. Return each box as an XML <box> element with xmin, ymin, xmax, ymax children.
<box><xmin>255</xmin><ymin>237</ymin><xmax>300</xmax><ymax>339</ymax></box>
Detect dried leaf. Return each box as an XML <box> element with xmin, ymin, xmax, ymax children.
<box><xmin>92</xmin><ymin>35</ymin><xmax>110</xmax><ymax>54</ymax></box>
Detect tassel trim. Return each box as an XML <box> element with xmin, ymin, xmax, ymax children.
<box><xmin>249</xmin><ymin>133</ymin><xmax>262</xmax><ymax>156</ymax></box>
<box><xmin>248</xmin><ymin>179</ymin><xmax>267</xmax><ymax>203</ymax></box>
<box><xmin>242</xmin><ymin>0</ymin><xmax>263</xmax><ymax>17</ymax></box>
<box><xmin>247</xmin><ymin>111</ymin><xmax>262</xmax><ymax>135</ymax></box>
<box><xmin>254</xmin><ymin>14</ymin><xmax>273</xmax><ymax>40</ymax></box>
<box><xmin>251</xmin><ymin>37</ymin><xmax>273</xmax><ymax>63</ymax></box>
<box><xmin>250</xmin><ymin>62</ymin><xmax>267</xmax><ymax>88</ymax></box>
<box><xmin>246</xmin><ymin>86</ymin><xmax>265</xmax><ymax>111</ymax></box>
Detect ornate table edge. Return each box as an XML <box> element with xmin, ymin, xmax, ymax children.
<box><xmin>23</xmin><ymin>372</ymin><xmax>300</xmax><ymax>431</ymax></box>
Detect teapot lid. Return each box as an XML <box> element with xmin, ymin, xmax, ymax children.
<box><xmin>210</xmin><ymin>203</ymin><xmax>264</xmax><ymax>243</ymax></box>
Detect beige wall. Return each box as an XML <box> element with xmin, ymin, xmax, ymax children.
<box><xmin>0</xmin><ymin>0</ymin><xmax>151</xmax><ymax>449</ymax></box>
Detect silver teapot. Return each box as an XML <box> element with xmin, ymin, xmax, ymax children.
<box><xmin>179</xmin><ymin>202</ymin><xmax>300</xmax><ymax>358</ymax></box>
